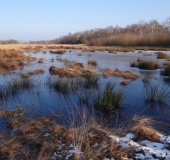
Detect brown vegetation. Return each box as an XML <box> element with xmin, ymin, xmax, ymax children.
<box><xmin>19</xmin><ymin>69</ymin><xmax>45</xmax><ymax>78</ymax></box>
<box><xmin>0</xmin><ymin>109</ymin><xmax>135</xmax><ymax>160</ymax></box>
<box><xmin>156</xmin><ymin>51</ymin><xmax>170</xmax><ymax>60</ymax></box>
<box><xmin>49</xmin><ymin>63</ymin><xmax>98</xmax><ymax>77</ymax></box>
<box><xmin>38</xmin><ymin>57</ymin><xmax>44</xmax><ymax>63</ymax></box>
<box><xmin>131</xmin><ymin>116</ymin><xmax>160</xmax><ymax>142</ymax></box>
<box><xmin>53</xmin><ymin>19</ymin><xmax>170</xmax><ymax>47</ymax></box>
<box><xmin>0</xmin><ymin>108</ymin><xmax>161</xmax><ymax>160</ymax></box>
<box><xmin>0</xmin><ymin>49</ymin><xmax>36</xmax><ymax>74</ymax></box>
<box><xmin>121</xmin><ymin>81</ymin><xmax>129</xmax><ymax>85</ymax></box>
<box><xmin>100</xmin><ymin>68</ymin><xmax>139</xmax><ymax>80</ymax></box>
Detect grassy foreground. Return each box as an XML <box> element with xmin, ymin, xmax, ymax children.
<box><xmin>0</xmin><ymin>108</ymin><xmax>162</xmax><ymax>160</ymax></box>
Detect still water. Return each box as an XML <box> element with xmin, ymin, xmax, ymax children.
<box><xmin>0</xmin><ymin>50</ymin><xmax>170</xmax><ymax>133</ymax></box>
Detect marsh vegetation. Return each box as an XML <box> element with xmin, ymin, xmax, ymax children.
<box><xmin>0</xmin><ymin>45</ymin><xmax>170</xmax><ymax>159</ymax></box>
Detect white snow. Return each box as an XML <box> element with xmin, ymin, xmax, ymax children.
<box><xmin>43</xmin><ymin>133</ymin><xmax>50</xmax><ymax>137</ymax></box>
<box><xmin>110</xmin><ymin>133</ymin><xmax>170</xmax><ymax>160</ymax></box>
<box><xmin>50</xmin><ymin>132</ymin><xmax>170</xmax><ymax>160</ymax></box>
<box><xmin>92</xmin><ymin>142</ymin><xmax>99</xmax><ymax>148</ymax></box>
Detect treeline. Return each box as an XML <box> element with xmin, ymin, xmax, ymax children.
<box><xmin>51</xmin><ymin>17</ymin><xmax>170</xmax><ymax>46</ymax></box>
<box><xmin>0</xmin><ymin>39</ymin><xmax>19</xmax><ymax>44</ymax></box>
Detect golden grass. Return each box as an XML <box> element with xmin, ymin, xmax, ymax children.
<box><xmin>131</xmin><ymin>116</ymin><xmax>160</xmax><ymax>142</ymax></box>
<box><xmin>100</xmin><ymin>68</ymin><xmax>139</xmax><ymax>80</ymax></box>
<box><xmin>0</xmin><ymin>44</ymin><xmax>88</xmax><ymax>51</ymax></box>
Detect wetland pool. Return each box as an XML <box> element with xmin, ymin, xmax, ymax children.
<box><xmin>0</xmin><ymin>49</ymin><xmax>170</xmax><ymax>133</ymax></box>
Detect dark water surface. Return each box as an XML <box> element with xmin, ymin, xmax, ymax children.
<box><xmin>0</xmin><ymin>50</ymin><xmax>170</xmax><ymax>133</ymax></box>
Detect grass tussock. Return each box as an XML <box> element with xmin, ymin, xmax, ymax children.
<box><xmin>157</xmin><ymin>52</ymin><xmax>170</xmax><ymax>60</ymax></box>
<box><xmin>19</xmin><ymin>69</ymin><xmax>45</xmax><ymax>78</ymax></box>
<box><xmin>100</xmin><ymin>68</ymin><xmax>139</xmax><ymax>80</ymax></box>
<box><xmin>49</xmin><ymin>63</ymin><xmax>98</xmax><ymax>77</ymax></box>
<box><xmin>0</xmin><ymin>77</ymin><xmax>35</xmax><ymax>99</ymax></box>
<box><xmin>83</xmin><ymin>76</ymin><xmax>99</xmax><ymax>88</ymax></box>
<box><xmin>131</xmin><ymin>116</ymin><xmax>160</xmax><ymax>142</ymax></box>
<box><xmin>46</xmin><ymin>77</ymin><xmax>71</xmax><ymax>93</ymax></box>
<box><xmin>121</xmin><ymin>81</ymin><xmax>129</xmax><ymax>85</ymax></box>
<box><xmin>50</xmin><ymin>50</ymin><xmax>66</xmax><ymax>54</ymax></box>
<box><xmin>134</xmin><ymin>61</ymin><xmax>160</xmax><ymax>70</ymax></box>
<box><xmin>143</xmin><ymin>83</ymin><xmax>170</xmax><ymax>103</ymax></box>
<box><xmin>0</xmin><ymin>49</ymin><xmax>36</xmax><ymax>74</ymax></box>
<box><xmin>137</xmin><ymin>57</ymin><xmax>145</xmax><ymax>62</ymax></box>
<box><xmin>88</xmin><ymin>60</ymin><xmax>98</xmax><ymax>66</ymax></box>
<box><xmin>38</xmin><ymin>57</ymin><xmax>44</xmax><ymax>63</ymax></box>
<box><xmin>94</xmin><ymin>82</ymin><xmax>124</xmax><ymax>111</ymax></box>
<box><xmin>46</xmin><ymin>76</ymin><xmax>99</xmax><ymax>93</ymax></box>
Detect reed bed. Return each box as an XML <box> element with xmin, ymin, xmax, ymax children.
<box><xmin>0</xmin><ymin>77</ymin><xmax>35</xmax><ymax>99</ymax></box>
<box><xmin>46</xmin><ymin>76</ymin><xmax>99</xmax><ymax>93</ymax></box>
<box><xmin>46</xmin><ymin>77</ymin><xmax>71</xmax><ymax>93</ymax></box>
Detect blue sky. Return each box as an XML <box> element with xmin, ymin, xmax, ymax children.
<box><xmin>0</xmin><ymin>0</ymin><xmax>169</xmax><ymax>41</ymax></box>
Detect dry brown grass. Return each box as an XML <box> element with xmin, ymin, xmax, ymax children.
<box><xmin>100</xmin><ymin>68</ymin><xmax>139</xmax><ymax>80</ymax></box>
<box><xmin>19</xmin><ymin>69</ymin><xmax>45</xmax><ymax>78</ymax></box>
<box><xmin>0</xmin><ymin>107</ymin><xmax>161</xmax><ymax>160</ymax></box>
<box><xmin>0</xmin><ymin>115</ymin><xmax>134</xmax><ymax>160</ymax></box>
<box><xmin>0</xmin><ymin>108</ymin><xmax>25</xmax><ymax>118</ymax></box>
<box><xmin>121</xmin><ymin>80</ymin><xmax>129</xmax><ymax>85</ymax></box>
<box><xmin>49</xmin><ymin>63</ymin><xmax>98</xmax><ymax>77</ymax></box>
<box><xmin>0</xmin><ymin>49</ymin><xmax>36</xmax><ymax>74</ymax></box>
<box><xmin>0</xmin><ymin>44</ymin><xmax>88</xmax><ymax>52</ymax></box>
<box><xmin>38</xmin><ymin>57</ymin><xmax>44</xmax><ymax>63</ymax></box>
<box><xmin>131</xmin><ymin>116</ymin><xmax>160</xmax><ymax>142</ymax></box>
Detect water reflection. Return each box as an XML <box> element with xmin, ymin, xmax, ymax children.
<box><xmin>0</xmin><ymin>50</ymin><xmax>170</xmax><ymax>133</ymax></box>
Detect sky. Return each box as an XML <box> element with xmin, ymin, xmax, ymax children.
<box><xmin>0</xmin><ymin>0</ymin><xmax>170</xmax><ymax>41</ymax></box>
